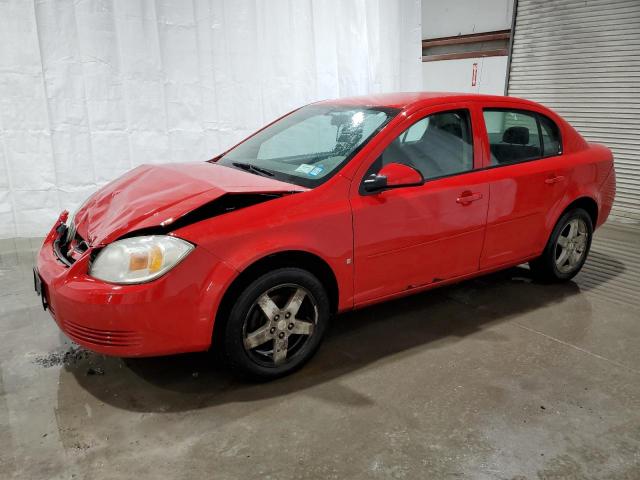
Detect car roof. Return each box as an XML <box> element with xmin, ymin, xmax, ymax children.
<box><xmin>317</xmin><ymin>92</ymin><xmax>540</xmax><ymax>111</ymax></box>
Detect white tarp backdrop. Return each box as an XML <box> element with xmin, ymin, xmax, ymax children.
<box><xmin>0</xmin><ymin>0</ymin><xmax>421</xmax><ymax>238</ymax></box>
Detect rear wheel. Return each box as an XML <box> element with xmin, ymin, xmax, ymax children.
<box><xmin>223</xmin><ymin>268</ymin><xmax>330</xmax><ymax>380</ymax></box>
<box><xmin>530</xmin><ymin>208</ymin><xmax>593</xmax><ymax>282</ymax></box>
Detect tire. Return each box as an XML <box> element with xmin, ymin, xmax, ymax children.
<box><xmin>529</xmin><ymin>208</ymin><xmax>593</xmax><ymax>283</ymax></box>
<box><xmin>222</xmin><ymin>267</ymin><xmax>330</xmax><ymax>380</ymax></box>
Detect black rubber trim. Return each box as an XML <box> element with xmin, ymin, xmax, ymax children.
<box><xmin>53</xmin><ymin>238</ymin><xmax>73</xmax><ymax>267</ymax></box>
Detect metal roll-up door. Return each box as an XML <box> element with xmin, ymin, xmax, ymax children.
<box><xmin>507</xmin><ymin>0</ymin><xmax>640</xmax><ymax>220</ymax></box>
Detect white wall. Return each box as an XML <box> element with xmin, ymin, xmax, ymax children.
<box><xmin>422</xmin><ymin>56</ymin><xmax>508</xmax><ymax>95</ymax></box>
<box><xmin>0</xmin><ymin>0</ymin><xmax>422</xmax><ymax>239</ymax></box>
<box><xmin>422</xmin><ymin>0</ymin><xmax>513</xmax><ymax>39</ymax></box>
<box><xmin>421</xmin><ymin>0</ymin><xmax>512</xmax><ymax>95</ymax></box>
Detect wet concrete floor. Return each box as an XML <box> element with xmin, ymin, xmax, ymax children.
<box><xmin>1</xmin><ymin>222</ymin><xmax>639</xmax><ymax>479</ymax></box>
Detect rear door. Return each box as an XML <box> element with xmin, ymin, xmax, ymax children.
<box><xmin>350</xmin><ymin>103</ymin><xmax>490</xmax><ymax>305</ymax></box>
<box><xmin>479</xmin><ymin>104</ymin><xmax>567</xmax><ymax>269</ymax></box>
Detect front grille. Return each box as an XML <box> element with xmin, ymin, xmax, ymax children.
<box><xmin>62</xmin><ymin>320</ymin><xmax>143</xmax><ymax>347</ymax></box>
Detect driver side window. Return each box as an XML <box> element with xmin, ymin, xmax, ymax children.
<box><xmin>368</xmin><ymin>109</ymin><xmax>474</xmax><ymax>180</ymax></box>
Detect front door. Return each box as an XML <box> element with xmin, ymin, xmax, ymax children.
<box><xmin>350</xmin><ymin>105</ymin><xmax>489</xmax><ymax>305</ymax></box>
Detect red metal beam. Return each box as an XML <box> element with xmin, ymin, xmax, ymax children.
<box><xmin>422</xmin><ymin>49</ymin><xmax>509</xmax><ymax>62</ymax></box>
<box><xmin>422</xmin><ymin>30</ymin><xmax>511</xmax><ymax>49</ymax></box>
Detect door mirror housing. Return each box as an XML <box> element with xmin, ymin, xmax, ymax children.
<box><xmin>363</xmin><ymin>162</ymin><xmax>424</xmax><ymax>193</ymax></box>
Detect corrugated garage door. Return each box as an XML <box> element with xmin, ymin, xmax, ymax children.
<box><xmin>508</xmin><ymin>0</ymin><xmax>640</xmax><ymax>220</ymax></box>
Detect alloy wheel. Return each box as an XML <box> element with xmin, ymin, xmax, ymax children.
<box><xmin>555</xmin><ymin>218</ymin><xmax>589</xmax><ymax>274</ymax></box>
<box><xmin>242</xmin><ymin>283</ymin><xmax>318</xmax><ymax>367</ymax></box>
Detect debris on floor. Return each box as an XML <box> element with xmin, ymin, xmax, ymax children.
<box><xmin>32</xmin><ymin>345</ymin><xmax>89</xmax><ymax>368</ymax></box>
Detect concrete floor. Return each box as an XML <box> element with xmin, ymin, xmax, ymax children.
<box><xmin>1</xmin><ymin>223</ymin><xmax>639</xmax><ymax>480</ymax></box>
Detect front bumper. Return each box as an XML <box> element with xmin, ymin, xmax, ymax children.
<box><xmin>36</xmin><ymin>218</ymin><xmax>237</xmax><ymax>357</ymax></box>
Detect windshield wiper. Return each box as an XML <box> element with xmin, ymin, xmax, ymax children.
<box><xmin>232</xmin><ymin>162</ymin><xmax>275</xmax><ymax>177</ymax></box>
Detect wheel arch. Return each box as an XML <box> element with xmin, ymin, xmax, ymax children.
<box><xmin>212</xmin><ymin>250</ymin><xmax>340</xmax><ymax>344</ymax></box>
<box><xmin>560</xmin><ymin>196</ymin><xmax>598</xmax><ymax>228</ymax></box>
<box><xmin>531</xmin><ymin>195</ymin><xmax>597</xmax><ymax>282</ymax></box>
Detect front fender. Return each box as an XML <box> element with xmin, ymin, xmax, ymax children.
<box><xmin>174</xmin><ymin>178</ymin><xmax>355</xmax><ymax>311</ymax></box>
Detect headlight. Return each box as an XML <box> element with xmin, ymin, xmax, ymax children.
<box><xmin>89</xmin><ymin>235</ymin><xmax>194</xmax><ymax>284</ymax></box>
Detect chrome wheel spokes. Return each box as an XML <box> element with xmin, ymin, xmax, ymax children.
<box><xmin>256</xmin><ymin>294</ymin><xmax>280</xmax><ymax>319</ymax></box>
<box><xmin>244</xmin><ymin>324</ymin><xmax>272</xmax><ymax>350</ymax></box>
<box><xmin>243</xmin><ymin>285</ymin><xmax>318</xmax><ymax>366</ymax></box>
<box><xmin>555</xmin><ymin>218</ymin><xmax>588</xmax><ymax>273</ymax></box>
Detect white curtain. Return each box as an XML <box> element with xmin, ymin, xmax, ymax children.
<box><xmin>0</xmin><ymin>0</ymin><xmax>421</xmax><ymax>238</ymax></box>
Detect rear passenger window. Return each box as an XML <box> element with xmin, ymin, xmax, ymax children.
<box><xmin>539</xmin><ymin>114</ymin><xmax>562</xmax><ymax>156</ymax></box>
<box><xmin>368</xmin><ymin>109</ymin><xmax>474</xmax><ymax>180</ymax></box>
<box><xmin>483</xmin><ymin>109</ymin><xmax>563</xmax><ymax>165</ymax></box>
<box><xmin>483</xmin><ymin>110</ymin><xmax>541</xmax><ymax>165</ymax></box>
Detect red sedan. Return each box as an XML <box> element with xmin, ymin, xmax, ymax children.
<box><xmin>35</xmin><ymin>93</ymin><xmax>615</xmax><ymax>379</ymax></box>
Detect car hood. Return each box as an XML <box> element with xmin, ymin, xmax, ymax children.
<box><xmin>74</xmin><ymin>162</ymin><xmax>306</xmax><ymax>246</ymax></box>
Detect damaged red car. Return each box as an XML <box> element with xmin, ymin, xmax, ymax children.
<box><xmin>35</xmin><ymin>93</ymin><xmax>615</xmax><ymax>379</ymax></box>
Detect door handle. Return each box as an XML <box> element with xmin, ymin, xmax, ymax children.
<box><xmin>456</xmin><ymin>191</ymin><xmax>483</xmax><ymax>205</ymax></box>
<box><xmin>545</xmin><ymin>175</ymin><xmax>565</xmax><ymax>184</ymax></box>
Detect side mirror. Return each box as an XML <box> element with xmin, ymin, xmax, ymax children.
<box><xmin>363</xmin><ymin>162</ymin><xmax>423</xmax><ymax>193</ymax></box>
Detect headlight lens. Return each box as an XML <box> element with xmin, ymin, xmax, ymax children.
<box><xmin>90</xmin><ymin>235</ymin><xmax>194</xmax><ymax>284</ymax></box>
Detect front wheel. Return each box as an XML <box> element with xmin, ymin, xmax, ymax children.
<box><xmin>529</xmin><ymin>208</ymin><xmax>593</xmax><ymax>282</ymax></box>
<box><xmin>223</xmin><ymin>267</ymin><xmax>330</xmax><ymax>380</ymax></box>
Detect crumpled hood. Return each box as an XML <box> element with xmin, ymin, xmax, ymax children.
<box><xmin>74</xmin><ymin>162</ymin><xmax>306</xmax><ymax>246</ymax></box>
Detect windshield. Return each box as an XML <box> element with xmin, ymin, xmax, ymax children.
<box><xmin>215</xmin><ymin>104</ymin><xmax>398</xmax><ymax>188</ymax></box>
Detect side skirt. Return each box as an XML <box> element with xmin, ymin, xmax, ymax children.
<box><xmin>350</xmin><ymin>253</ymin><xmax>541</xmax><ymax>310</ymax></box>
